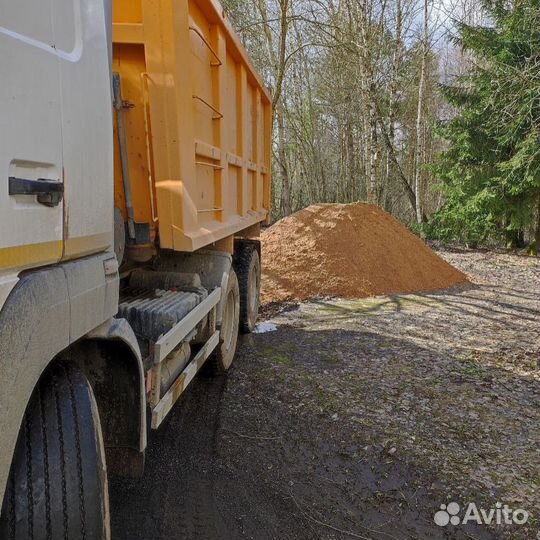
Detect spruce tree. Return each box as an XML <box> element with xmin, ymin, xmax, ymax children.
<box><xmin>433</xmin><ymin>0</ymin><xmax>540</xmax><ymax>249</ymax></box>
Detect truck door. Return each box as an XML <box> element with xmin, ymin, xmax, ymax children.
<box><xmin>55</xmin><ymin>0</ymin><xmax>114</xmax><ymax>259</ymax></box>
<box><xmin>0</xmin><ymin>0</ymin><xmax>64</xmax><ymax>272</ymax></box>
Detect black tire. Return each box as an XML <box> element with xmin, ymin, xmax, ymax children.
<box><xmin>0</xmin><ymin>363</ymin><xmax>110</xmax><ymax>540</ymax></box>
<box><xmin>234</xmin><ymin>244</ymin><xmax>261</xmax><ymax>333</ymax></box>
<box><xmin>206</xmin><ymin>269</ymin><xmax>240</xmax><ymax>375</ymax></box>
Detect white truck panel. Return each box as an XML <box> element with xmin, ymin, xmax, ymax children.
<box><xmin>0</xmin><ymin>0</ymin><xmax>114</xmax><ymax>274</ymax></box>
<box><xmin>0</xmin><ymin>0</ymin><xmax>64</xmax><ymax>270</ymax></box>
<box><xmin>0</xmin><ymin>275</ymin><xmax>18</xmax><ymax>314</ymax></box>
<box><xmin>57</xmin><ymin>0</ymin><xmax>114</xmax><ymax>258</ymax></box>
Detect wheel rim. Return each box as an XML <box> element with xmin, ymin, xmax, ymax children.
<box><xmin>222</xmin><ymin>287</ymin><xmax>236</xmax><ymax>353</ymax></box>
<box><xmin>248</xmin><ymin>260</ymin><xmax>260</xmax><ymax>316</ymax></box>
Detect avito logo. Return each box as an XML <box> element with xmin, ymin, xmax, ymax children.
<box><xmin>434</xmin><ymin>502</ymin><xmax>529</xmax><ymax>527</ymax></box>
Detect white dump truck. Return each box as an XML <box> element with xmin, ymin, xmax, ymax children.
<box><xmin>0</xmin><ymin>0</ymin><xmax>272</xmax><ymax>536</ymax></box>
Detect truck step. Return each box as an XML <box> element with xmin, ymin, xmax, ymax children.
<box><xmin>151</xmin><ymin>330</ymin><xmax>220</xmax><ymax>429</ymax></box>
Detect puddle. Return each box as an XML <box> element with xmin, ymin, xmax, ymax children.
<box><xmin>253</xmin><ymin>322</ymin><xmax>278</xmax><ymax>334</ymax></box>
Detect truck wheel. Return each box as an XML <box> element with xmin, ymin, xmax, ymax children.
<box><xmin>234</xmin><ymin>245</ymin><xmax>261</xmax><ymax>333</ymax></box>
<box><xmin>0</xmin><ymin>363</ymin><xmax>110</xmax><ymax>540</ymax></box>
<box><xmin>206</xmin><ymin>269</ymin><xmax>240</xmax><ymax>375</ymax></box>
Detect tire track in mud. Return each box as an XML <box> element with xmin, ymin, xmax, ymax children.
<box><xmin>157</xmin><ymin>375</ymin><xmax>228</xmax><ymax>539</ymax></box>
<box><xmin>110</xmin><ymin>375</ymin><xmax>229</xmax><ymax>540</ymax></box>
<box><xmin>110</xmin><ymin>327</ymin><xmax>504</xmax><ymax>540</ymax></box>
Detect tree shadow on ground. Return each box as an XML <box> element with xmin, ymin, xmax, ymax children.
<box><xmin>306</xmin><ymin>283</ymin><xmax>538</xmax><ymax>332</ymax></box>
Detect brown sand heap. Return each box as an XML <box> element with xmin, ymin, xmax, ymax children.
<box><xmin>261</xmin><ymin>203</ymin><xmax>468</xmax><ymax>303</ymax></box>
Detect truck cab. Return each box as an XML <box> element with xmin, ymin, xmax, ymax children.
<box><xmin>0</xmin><ymin>0</ymin><xmax>271</xmax><ymax>536</ymax></box>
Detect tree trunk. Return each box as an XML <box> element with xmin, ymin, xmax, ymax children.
<box><xmin>385</xmin><ymin>0</ymin><xmax>403</xmax><ymax>208</ymax></box>
<box><xmin>357</xmin><ymin>2</ymin><xmax>379</xmax><ymax>205</ymax></box>
<box><xmin>276</xmin><ymin>104</ymin><xmax>292</xmax><ymax>216</ymax></box>
<box><xmin>414</xmin><ymin>0</ymin><xmax>428</xmax><ymax>224</ymax></box>
<box><xmin>367</xmin><ymin>104</ymin><xmax>379</xmax><ymax>204</ymax></box>
<box><xmin>536</xmin><ymin>197</ymin><xmax>540</xmax><ymax>246</ymax></box>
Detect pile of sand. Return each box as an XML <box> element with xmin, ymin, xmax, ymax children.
<box><xmin>261</xmin><ymin>203</ymin><xmax>468</xmax><ymax>303</ymax></box>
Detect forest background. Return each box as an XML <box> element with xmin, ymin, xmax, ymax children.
<box><xmin>222</xmin><ymin>0</ymin><xmax>540</xmax><ymax>249</ymax></box>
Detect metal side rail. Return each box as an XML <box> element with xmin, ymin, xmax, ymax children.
<box><xmin>151</xmin><ymin>331</ymin><xmax>219</xmax><ymax>428</ymax></box>
<box><xmin>153</xmin><ymin>287</ymin><xmax>221</xmax><ymax>364</ymax></box>
<box><xmin>149</xmin><ymin>287</ymin><xmax>222</xmax><ymax>428</ymax></box>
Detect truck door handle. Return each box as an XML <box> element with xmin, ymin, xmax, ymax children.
<box><xmin>8</xmin><ymin>176</ymin><xmax>64</xmax><ymax>207</ymax></box>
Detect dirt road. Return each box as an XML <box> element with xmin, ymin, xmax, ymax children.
<box><xmin>110</xmin><ymin>249</ymin><xmax>539</xmax><ymax>540</ymax></box>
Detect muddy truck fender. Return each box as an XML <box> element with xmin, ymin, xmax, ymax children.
<box><xmin>0</xmin><ymin>255</ymin><xmax>146</xmax><ymax>509</ymax></box>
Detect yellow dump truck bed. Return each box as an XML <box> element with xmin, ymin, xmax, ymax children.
<box><xmin>112</xmin><ymin>0</ymin><xmax>272</xmax><ymax>254</ymax></box>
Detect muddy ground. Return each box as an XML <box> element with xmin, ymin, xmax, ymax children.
<box><xmin>110</xmin><ymin>249</ymin><xmax>540</xmax><ymax>540</ymax></box>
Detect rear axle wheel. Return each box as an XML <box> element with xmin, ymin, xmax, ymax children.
<box><xmin>234</xmin><ymin>244</ymin><xmax>261</xmax><ymax>333</ymax></box>
<box><xmin>206</xmin><ymin>269</ymin><xmax>240</xmax><ymax>375</ymax></box>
